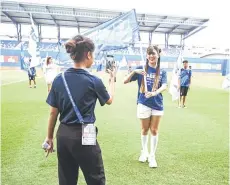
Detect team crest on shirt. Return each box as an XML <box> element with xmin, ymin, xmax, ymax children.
<box><xmin>146</xmin><ymin>72</ymin><xmax>164</xmax><ymax>88</ymax></box>
<box><xmin>147</xmin><ymin>72</ymin><xmax>163</xmax><ymax>80</ymax></box>
<box><xmin>147</xmin><ymin>73</ymin><xmax>155</xmax><ymax>79</ymax></box>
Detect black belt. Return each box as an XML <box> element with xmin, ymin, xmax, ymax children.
<box><xmin>57</xmin><ymin>124</ymin><xmax>98</xmax><ymax>138</ymax></box>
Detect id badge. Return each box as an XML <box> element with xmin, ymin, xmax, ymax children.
<box><xmin>82</xmin><ymin>124</ymin><xmax>96</xmax><ymax>145</ymax></box>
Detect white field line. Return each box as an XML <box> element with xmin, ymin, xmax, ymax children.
<box><xmin>1</xmin><ymin>77</ymin><xmax>42</xmax><ymax>86</ymax></box>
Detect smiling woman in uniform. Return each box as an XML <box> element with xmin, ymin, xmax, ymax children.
<box><xmin>124</xmin><ymin>45</ymin><xmax>167</xmax><ymax>168</ymax></box>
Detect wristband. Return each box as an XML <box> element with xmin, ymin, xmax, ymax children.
<box><xmin>155</xmin><ymin>90</ymin><xmax>160</xmax><ymax>95</ymax></box>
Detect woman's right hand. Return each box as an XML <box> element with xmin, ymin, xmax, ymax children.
<box><xmin>134</xmin><ymin>69</ymin><xmax>146</xmax><ymax>76</ymax></box>
<box><xmin>42</xmin><ymin>137</ymin><xmax>54</xmax><ymax>157</ymax></box>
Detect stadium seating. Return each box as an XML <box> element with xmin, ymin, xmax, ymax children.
<box><xmin>0</xmin><ymin>39</ymin><xmax>228</xmax><ymax>75</ymax></box>
<box><xmin>1</xmin><ymin>39</ymin><xmax>227</xmax><ymax>58</ymax></box>
<box><xmin>0</xmin><ymin>40</ymin><xmax>59</xmax><ymax>51</ymax></box>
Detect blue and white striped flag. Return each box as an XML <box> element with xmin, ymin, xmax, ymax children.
<box><xmin>28</xmin><ymin>13</ymin><xmax>40</xmax><ymax>68</ymax></box>
<box><xmin>82</xmin><ymin>9</ymin><xmax>140</xmax><ymax>55</ymax></box>
<box><xmin>169</xmin><ymin>50</ymin><xmax>183</xmax><ymax>101</ymax></box>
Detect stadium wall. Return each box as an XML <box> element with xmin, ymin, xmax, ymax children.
<box><xmin>0</xmin><ymin>49</ymin><xmax>228</xmax><ymax>74</ymax></box>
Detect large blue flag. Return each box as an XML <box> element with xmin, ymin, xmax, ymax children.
<box><xmin>82</xmin><ymin>9</ymin><xmax>140</xmax><ymax>54</ymax></box>
<box><xmin>57</xmin><ymin>9</ymin><xmax>140</xmax><ymax>69</ymax></box>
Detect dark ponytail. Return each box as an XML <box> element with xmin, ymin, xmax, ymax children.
<box><xmin>46</xmin><ymin>56</ymin><xmax>52</xmax><ymax>66</ymax></box>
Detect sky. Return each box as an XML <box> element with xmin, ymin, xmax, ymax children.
<box><xmin>1</xmin><ymin>0</ymin><xmax>230</xmax><ymax>48</ymax></box>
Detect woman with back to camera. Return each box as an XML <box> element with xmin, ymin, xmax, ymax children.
<box><xmin>43</xmin><ymin>35</ymin><xmax>115</xmax><ymax>185</ymax></box>
<box><xmin>124</xmin><ymin>45</ymin><xmax>167</xmax><ymax>168</ymax></box>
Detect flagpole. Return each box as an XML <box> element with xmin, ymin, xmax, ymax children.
<box><xmin>139</xmin><ymin>41</ymin><xmax>147</xmax><ymax>92</ymax></box>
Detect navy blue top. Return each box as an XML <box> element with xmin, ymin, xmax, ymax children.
<box><xmin>28</xmin><ymin>67</ymin><xmax>36</xmax><ymax>76</ymax></box>
<box><xmin>46</xmin><ymin>68</ymin><xmax>110</xmax><ymax>124</ymax></box>
<box><xmin>130</xmin><ymin>65</ymin><xmax>167</xmax><ymax>111</ymax></box>
<box><xmin>179</xmin><ymin>68</ymin><xmax>192</xmax><ymax>87</ymax></box>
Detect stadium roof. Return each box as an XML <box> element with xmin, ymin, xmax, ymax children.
<box><xmin>1</xmin><ymin>1</ymin><xmax>209</xmax><ymax>39</ymax></box>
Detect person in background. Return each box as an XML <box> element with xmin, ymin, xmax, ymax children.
<box><xmin>43</xmin><ymin>56</ymin><xmax>59</xmax><ymax>93</ymax></box>
<box><xmin>28</xmin><ymin>58</ymin><xmax>36</xmax><ymax>88</ymax></box>
<box><xmin>128</xmin><ymin>66</ymin><xmax>132</xmax><ymax>74</ymax></box>
<box><xmin>189</xmin><ymin>65</ymin><xmax>193</xmax><ymax>77</ymax></box>
<box><xmin>178</xmin><ymin>60</ymin><xmax>192</xmax><ymax>108</ymax></box>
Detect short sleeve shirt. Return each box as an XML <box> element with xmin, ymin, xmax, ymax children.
<box><xmin>130</xmin><ymin>65</ymin><xmax>167</xmax><ymax>111</ymax></box>
<box><xmin>46</xmin><ymin>68</ymin><xmax>110</xmax><ymax>124</ymax></box>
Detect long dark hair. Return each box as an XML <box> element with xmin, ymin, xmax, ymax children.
<box><xmin>140</xmin><ymin>45</ymin><xmax>161</xmax><ymax>93</ymax></box>
<box><xmin>65</xmin><ymin>35</ymin><xmax>95</xmax><ymax>63</ymax></box>
<box><xmin>46</xmin><ymin>56</ymin><xmax>52</xmax><ymax>66</ymax></box>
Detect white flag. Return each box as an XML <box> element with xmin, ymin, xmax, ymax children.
<box><xmin>28</xmin><ymin>13</ymin><xmax>40</xmax><ymax>68</ymax></box>
<box><xmin>120</xmin><ymin>56</ymin><xmax>128</xmax><ymax>67</ymax></box>
<box><xmin>169</xmin><ymin>51</ymin><xmax>183</xmax><ymax>101</ymax></box>
<box><xmin>222</xmin><ymin>73</ymin><xmax>230</xmax><ymax>90</ymax></box>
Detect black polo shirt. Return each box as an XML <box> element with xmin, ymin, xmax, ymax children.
<box><xmin>46</xmin><ymin>68</ymin><xmax>110</xmax><ymax>124</ymax></box>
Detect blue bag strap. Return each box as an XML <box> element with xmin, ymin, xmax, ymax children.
<box><xmin>61</xmin><ymin>72</ymin><xmax>84</xmax><ymax>124</ymax></box>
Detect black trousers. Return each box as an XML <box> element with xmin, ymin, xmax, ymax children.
<box><xmin>56</xmin><ymin>124</ymin><xmax>106</xmax><ymax>185</ymax></box>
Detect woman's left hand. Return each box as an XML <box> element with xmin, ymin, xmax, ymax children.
<box><xmin>145</xmin><ymin>91</ymin><xmax>157</xmax><ymax>98</ymax></box>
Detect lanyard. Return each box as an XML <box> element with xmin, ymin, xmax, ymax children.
<box><xmin>61</xmin><ymin>73</ymin><xmax>84</xmax><ymax>124</ymax></box>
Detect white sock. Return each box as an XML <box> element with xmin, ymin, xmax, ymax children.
<box><xmin>150</xmin><ymin>134</ymin><xmax>158</xmax><ymax>156</ymax></box>
<box><xmin>141</xmin><ymin>135</ymin><xmax>148</xmax><ymax>154</ymax></box>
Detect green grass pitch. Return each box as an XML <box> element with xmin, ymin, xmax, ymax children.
<box><xmin>1</xmin><ymin>70</ymin><xmax>229</xmax><ymax>185</ymax></box>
